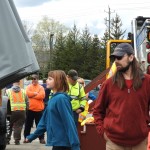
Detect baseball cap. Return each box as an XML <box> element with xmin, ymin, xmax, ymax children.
<box><xmin>110</xmin><ymin>43</ymin><xmax>134</xmax><ymax>58</ymax></box>
<box><xmin>67</xmin><ymin>69</ymin><xmax>78</xmax><ymax>81</ymax></box>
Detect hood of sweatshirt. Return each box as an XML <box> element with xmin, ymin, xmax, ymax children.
<box><xmin>12</xmin><ymin>85</ymin><xmax>21</xmax><ymax>93</ymax></box>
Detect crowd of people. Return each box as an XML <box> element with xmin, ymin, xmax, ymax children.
<box><xmin>5</xmin><ymin>43</ymin><xmax>150</xmax><ymax>150</ymax></box>
<box><xmin>5</xmin><ymin>68</ymin><xmax>97</xmax><ymax>150</ymax></box>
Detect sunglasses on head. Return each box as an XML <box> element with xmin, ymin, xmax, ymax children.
<box><xmin>32</xmin><ymin>78</ymin><xmax>37</xmax><ymax>80</ymax></box>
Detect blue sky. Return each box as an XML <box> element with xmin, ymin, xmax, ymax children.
<box><xmin>13</xmin><ymin>0</ymin><xmax>150</xmax><ymax>38</ymax></box>
<box><xmin>13</xmin><ymin>0</ymin><xmax>50</xmax><ymax>7</ymax></box>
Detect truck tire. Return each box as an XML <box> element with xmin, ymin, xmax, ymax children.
<box><xmin>0</xmin><ymin>123</ymin><xmax>7</xmax><ymax>150</ymax></box>
<box><xmin>0</xmin><ymin>96</ymin><xmax>9</xmax><ymax>150</ymax></box>
<box><xmin>0</xmin><ymin>143</ymin><xmax>6</xmax><ymax>150</ymax></box>
<box><xmin>0</xmin><ymin>146</ymin><xmax>6</xmax><ymax>150</ymax></box>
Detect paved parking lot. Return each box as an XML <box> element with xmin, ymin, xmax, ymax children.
<box><xmin>6</xmin><ymin>126</ymin><xmax>52</xmax><ymax>150</ymax></box>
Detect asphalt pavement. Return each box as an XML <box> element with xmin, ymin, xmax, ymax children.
<box><xmin>6</xmin><ymin>125</ymin><xmax>52</xmax><ymax>150</ymax></box>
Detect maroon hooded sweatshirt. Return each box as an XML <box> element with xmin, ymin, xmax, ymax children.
<box><xmin>93</xmin><ymin>74</ymin><xmax>150</xmax><ymax>146</ymax></box>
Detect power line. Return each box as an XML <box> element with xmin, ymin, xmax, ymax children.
<box><xmin>17</xmin><ymin>2</ymin><xmax>150</xmax><ymax>21</ymax></box>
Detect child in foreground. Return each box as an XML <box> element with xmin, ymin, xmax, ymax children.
<box><xmin>24</xmin><ymin>70</ymin><xmax>80</xmax><ymax>150</ymax></box>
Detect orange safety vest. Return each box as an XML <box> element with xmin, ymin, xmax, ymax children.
<box><xmin>7</xmin><ymin>89</ymin><xmax>26</xmax><ymax>111</ymax></box>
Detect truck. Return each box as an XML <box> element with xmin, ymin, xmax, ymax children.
<box><xmin>131</xmin><ymin>16</ymin><xmax>150</xmax><ymax>74</ymax></box>
<box><xmin>78</xmin><ymin>16</ymin><xmax>150</xmax><ymax>150</ymax></box>
<box><xmin>0</xmin><ymin>1</ymin><xmax>40</xmax><ymax>149</ymax></box>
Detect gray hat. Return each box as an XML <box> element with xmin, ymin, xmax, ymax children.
<box><xmin>110</xmin><ymin>43</ymin><xmax>134</xmax><ymax>58</ymax></box>
<box><xmin>68</xmin><ymin>69</ymin><xmax>78</xmax><ymax>81</ymax></box>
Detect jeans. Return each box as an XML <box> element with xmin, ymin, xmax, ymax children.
<box><xmin>24</xmin><ymin>110</ymin><xmax>44</xmax><ymax>140</ymax></box>
<box><xmin>73</xmin><ymin>111</ymin><xmax>79</xmax><ymax>127</ymax></box>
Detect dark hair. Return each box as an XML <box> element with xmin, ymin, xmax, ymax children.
<box><xmin>67</xmin><ymin>69</ymin><xmax>78</xmax><ymax>81</ymax></box>
<box><xmin>48</xmin><ymin>70</ymin><xmax>69</xmax><ymax>92</ymax></box>
<box><xmin>43</xmin><ymin>78</ymin><xmax>47</xmax><ymax>83</ymax></box>
<box><xmin>31</xmin><ymin>74</ymin><xmax>39</xmax><ymax>79</ymax></box>
<box><xmin>112</xmin><ymin>57</ymin><xmax>144</xmax><ymax>90</ymax></box>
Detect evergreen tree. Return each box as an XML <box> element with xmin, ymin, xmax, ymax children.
<box><xmin>102</xmin><ymin>14</ymin><xmax>126</xmax><ymax>70</ymax></box>
<box><xmin>55</xmin><ymin>25</ymin><xmax>81</xmax><ymax>73</ymax></box>
<box><xmin>99</xmin><ymin>30</ymin><xmax>109</xmax><ymax>72</ymax></box>
<box><xmin>53</xmin><ymin>30</ymin><xmax>67</xmax><ymax>70</ymax></box>
<box><xmin>110</xmin><ymin>13</ymin><xmax>126</xmax><ymax>39</ymax></box>
<box><xmin>100</xmin><ymin>30</ymin><xmax>109</xmax><ymax>49</ymax></box>
<box><xmin>109</xmin><ymin>14</ymin><xmax>127</xmax><ymax>67</ymax></box>
<box><xmin>86</xmin><ymin>34</ymin><xmax>101</xmax><ymax>79</ymax></box>
<box><xmin>79</xmin><ymin>26</ymin><xmax>92</xmax><ymax>78</ymax></box>
<box><xmin>60</xmin><ymin>24</ymin><xmax>81</xmax><ymax>73</ymax></box>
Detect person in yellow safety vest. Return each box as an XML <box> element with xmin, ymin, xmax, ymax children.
<box><xmin>77</xmin><ymin>77</ymin><xmax>96</xmax><ymax>123</ymax></box>
<box><xmin>67</xmin><ymin>69</ymin><xmax>87</xmax><ymax>127</ymax></box>
<box><xmin>6</xmin><ymin>80</ymin><xmax>28</xmax><ymax>145</ymax></box>
<box><xmin>77</xmin><ymin>63</ymin><xmax>116</xmax><ymax>125</ymax></box>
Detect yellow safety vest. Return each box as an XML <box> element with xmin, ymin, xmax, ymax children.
<box><xmin>68</xmin><ymin>82</ymin><xmax>87</xmax><ymax>111</ymax></box>
<box><xmin>79</xmin><ymin>63</ymin><xmax>117</xmax><ymax>123</ymax></box>
<box><xmin>7</xmin><ymin>89</ymin><xmax>26</xmax><ymax>111</ymax></box>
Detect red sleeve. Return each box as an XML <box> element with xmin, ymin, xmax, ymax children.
<box><xmin>93</xmin><ymin>81</ymin><xmax>109</xmax><ymax>137</ymax></box>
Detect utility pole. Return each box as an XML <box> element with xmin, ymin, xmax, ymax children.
<box><xmin>104</xmin><ymin>6</ymin><xmax>115</xmax><ymax>39</ymax></box>
<box><xmin>49</xmin><ymin>33</ymin><xmax>54</xmax><ymax>71</ymax></box>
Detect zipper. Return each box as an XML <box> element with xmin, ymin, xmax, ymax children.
<box><xmin>128</xmin><ymin>89</ymin><xmax>130</xmax><ymax>93</ymax></box>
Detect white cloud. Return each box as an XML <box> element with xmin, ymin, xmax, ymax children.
<box><xmin>13</xmin><ymin>0</ymin><xmax>150</xmax><ymax>37</ymax></box>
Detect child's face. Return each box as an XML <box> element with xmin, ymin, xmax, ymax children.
<box><xmin>46</xmin><ymin>77</ymin><xmax>55</xmax><ymax>89</ymax></box>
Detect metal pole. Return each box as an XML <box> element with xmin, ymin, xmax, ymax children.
<box><xmin>49</xmin><ymin>33</ymin><xmax>54</xmax><ymax>71</ymax></box>
<box><xmin>108</xmin><ymin>6</ymin><xmax>110</xmax><ymax>39</ymax></box>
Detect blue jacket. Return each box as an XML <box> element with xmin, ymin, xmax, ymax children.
<box><xmin>27</xmin><ymin>92</ymin><xmax>80</xmax><ymax>150</ymax></box>
<box><xmin>88</xmin><ymin>92</ymin><xmax>96</xmax><ymax>100</ymax></box>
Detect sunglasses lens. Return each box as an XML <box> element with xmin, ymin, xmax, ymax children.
<box><xmin>117</xmin><ymin>56</ymin><xmax>123</xmax><ymax>60</ymax></box>
<box><xmin>114</xmin><ymin>56</ymin><xmax>123</xmax><ymax>60</ymax></box>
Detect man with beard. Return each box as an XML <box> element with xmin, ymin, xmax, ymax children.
<box><xmin>93</xmin><ymin>43</ymin><xmax>150</xmax><ymax>150</ymax></box>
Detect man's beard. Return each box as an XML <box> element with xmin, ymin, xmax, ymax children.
<box><xmin>118</xmin><ymin>61</ymin><xmax>132</xmax><ymax>73</ymax></box>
